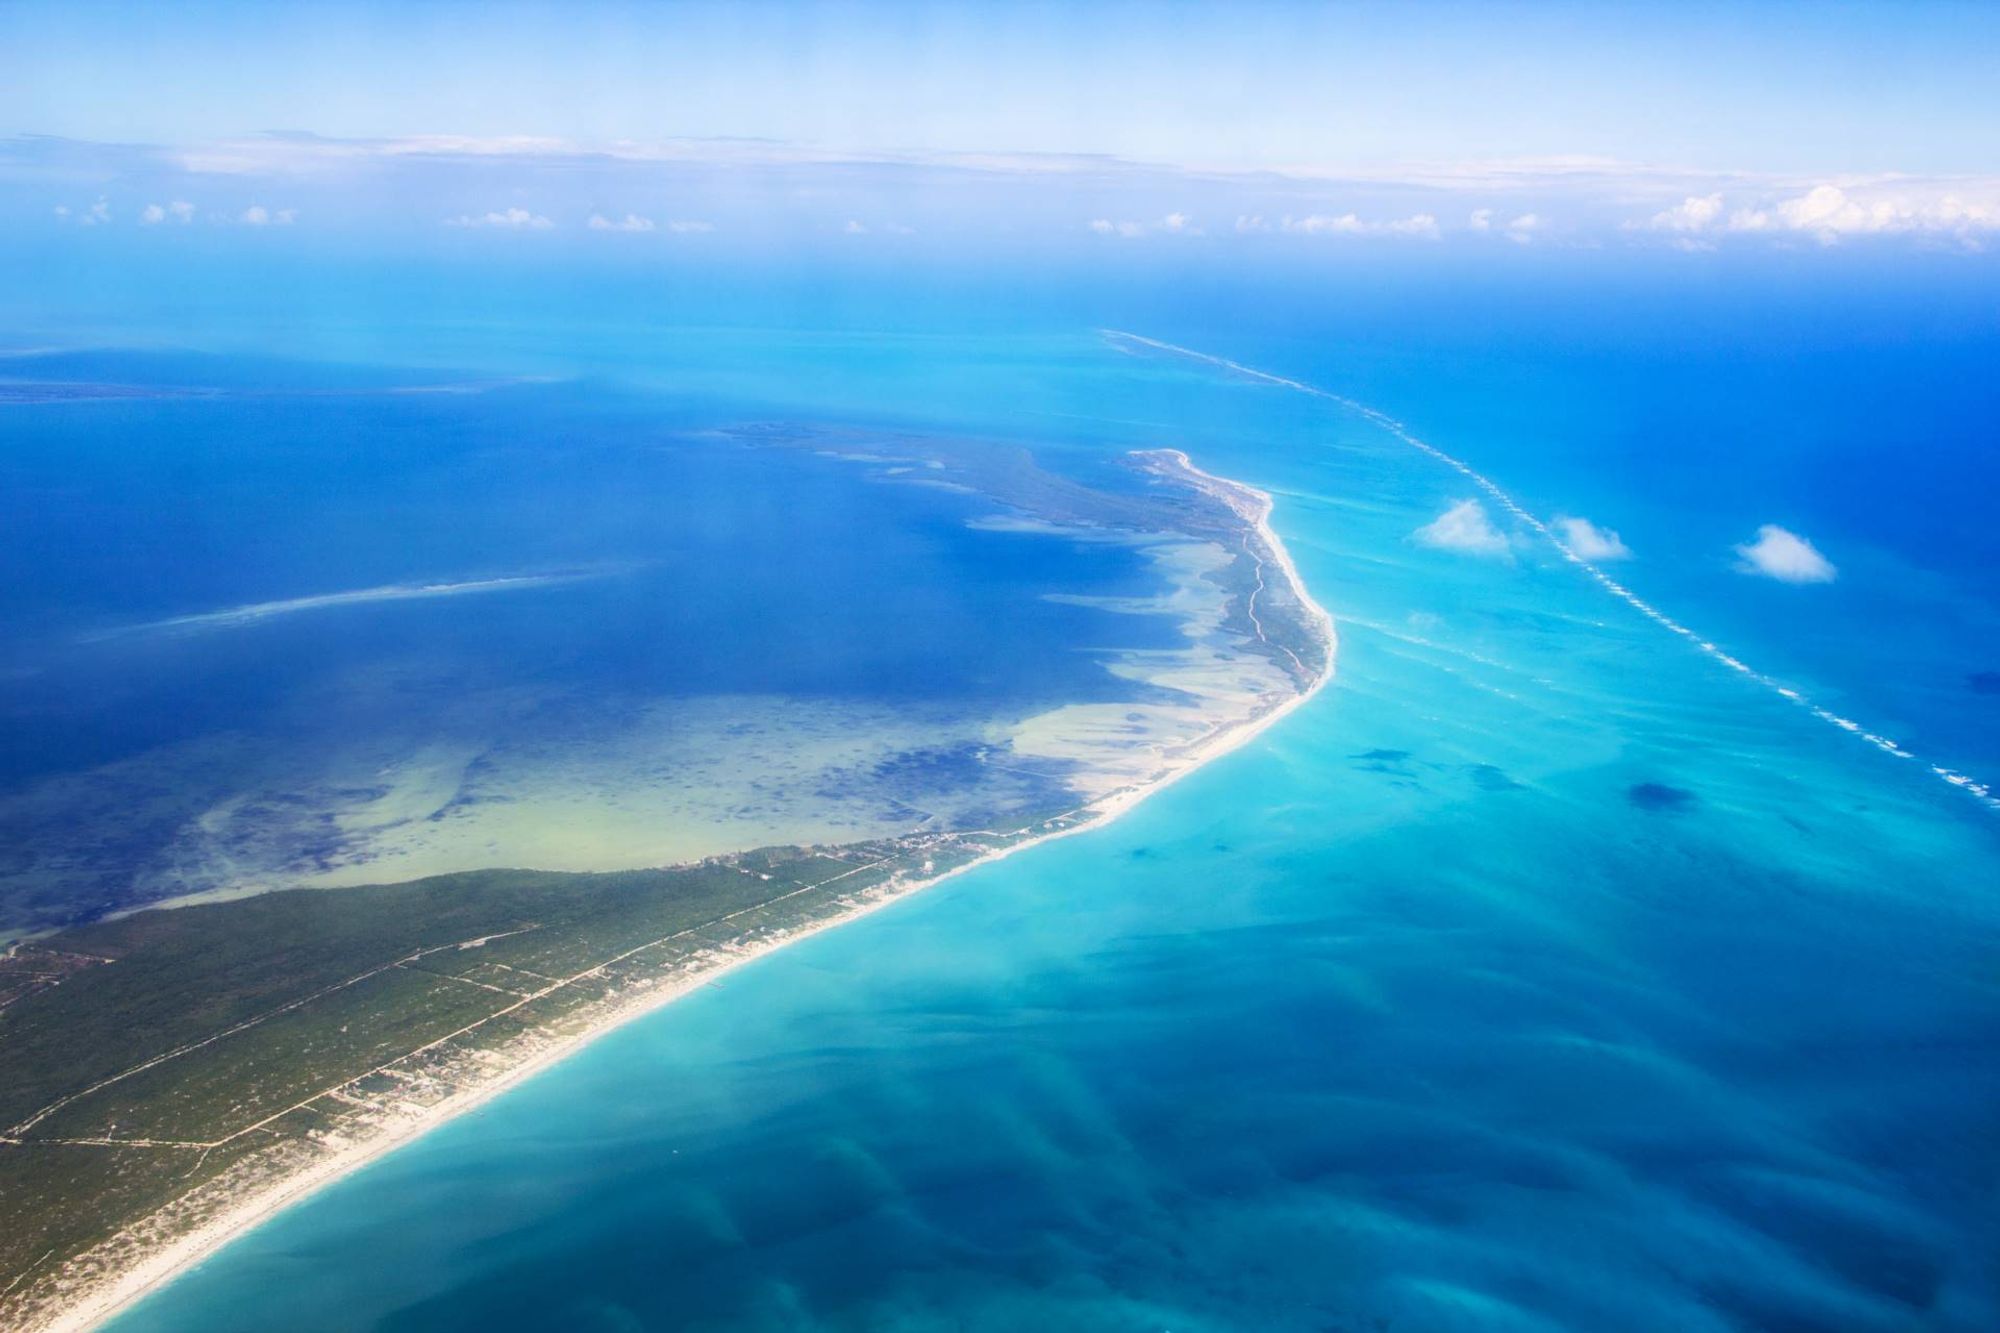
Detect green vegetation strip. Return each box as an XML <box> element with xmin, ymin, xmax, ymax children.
<box><xmin>0</xmin><ymin>845</ymin><xmax>917</xmax><ymax>1319</ymax></box>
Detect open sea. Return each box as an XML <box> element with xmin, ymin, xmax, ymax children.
<box><xmin>5</xmin><ymin>243</ymin><xmax>1997</xmax><ymax>1331</ymax></box>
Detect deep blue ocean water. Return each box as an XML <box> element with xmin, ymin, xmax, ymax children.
<box><xmin>6</xmin><ymin>248</ymin><xmax>1995</xmax><ymax>1330</ymax></box>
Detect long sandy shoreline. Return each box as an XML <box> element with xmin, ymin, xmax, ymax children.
<box><xmin>37</xmin><ymin>456</ymin><xmax>1336</xmax><ymax>1333</ymax></box>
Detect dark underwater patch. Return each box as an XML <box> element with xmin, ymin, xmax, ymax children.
<box><xmin>1350</xmin><ymin>748</ymin><xmax>1416</xmax><ymax>777</ymax></box>
<box><xmin>1970</xmin><ymin>670</ymin><xmax>2000</xmax><ymax>695</ymax></box>
<box><xmin>1468</xmin><ymin>764</ymin><xmax>1522</xmax><ymax>792</ymax></box>
<box><xmin>1628</xmin><ymin>781</ymin><xmax>1695</xmax><ymax>811</ymax></box>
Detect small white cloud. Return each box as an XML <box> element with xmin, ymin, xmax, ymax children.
<box><xmin>1468</xmin><ymin>208</ymin><xmax>1494</xmax><ymax>232</ymax></box>
<box><xmin>1735</xmin><ymin>524</ymin><xmax>1836</xmax><ymax>583</ymax></box>
<box><xmin>1414</xmin><ymin>499</ymin><xmax>1511</xmax><ymax>558</ymax></box>
<box><xmin>1555</xmin><ymin>515</ymin><xmax>1632</xmax><ymax>561</ymax></box>
<box><xmin>665</xmin><ymin>219</ymin><xmax>715</xmax><ymax>233</ymax></box>
<box><xmin>1505</xmin><ymin>213</ymin><xmax>1542</xmax><ymax>244</ymax></box>
<box><xmin>1160</xmin><ymin>211</ymin><xmax>1195</xmax><ymax>233</ymax></box>
<box><xmin>1646</xmin><ymin>193</ymin><xmax>1726</xmax><ymax>232</ymax></box>
<box><xmin>239</xmin><ymin>205</ymin><xmax>295</xmax><ymax>226</ymax></box>
<box><xmin>62</xmin><ymin>198</ymin><xmax>112</xmax><ymax>226</ymax></box>
<box><xmin>1088</xmin><ymin>218</ymin><xmax>1146</xmax><ymax>237</ymax></box>
<box><xmin>587</xmin><ymin>212</ymin><xmax>655</xmax><ymax>232</ymax></box>
<box><xmin>140</xmin><ymin>199</ymin><xmax>197</xmax><ymax>226</ymax></box>
<box><xmin>1284</xmin><ymin>212</ymin><xmax>1439</xmax><ymax>239</ymax></box>
<box><xmin>843</xmin><ymin>219</ymin><xmax>868</xmax><ymax>234</ymax></box>
<box><xmin>445</xmin><ymin>207</ymin><xmax>554</xmax><ymax>230</ymax></box>
<box><xmin>1235</xmin><ymin>214</ymin><xmax>1268</xmax><ymax>233</ymax></box>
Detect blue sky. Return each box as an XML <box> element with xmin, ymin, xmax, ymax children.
<box><xmin>5</xmin><ymin>1</ymin><xmax>1999</xmax><ymax>250</ymax></box>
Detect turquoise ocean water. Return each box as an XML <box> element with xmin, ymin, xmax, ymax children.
<box><xmin>8</xmin><ymin>250</ymin><xmax>1996</xmax><ymax>1330</ymax></box>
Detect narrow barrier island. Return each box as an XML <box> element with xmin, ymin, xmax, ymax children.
<box><xmin>0</xmin><ymin>445</ymin><xmax>1333</xmax><ymax>1332</ymax></box>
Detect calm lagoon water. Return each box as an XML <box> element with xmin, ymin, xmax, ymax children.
<box><xmin>0</xmin><ymin>358</ymin><xmax>1193</xmax><ymax>928</ymax></box>
<box><xmin>21</xmin><ymin>258</ymin><xmax>1998</xmax><ymax>1331</ymax></box>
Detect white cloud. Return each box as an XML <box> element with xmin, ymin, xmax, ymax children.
<box><xmin>1086</xmin><ymin>213</ymin><xmax>1201</xmax><ymax>239</ymax></box>
<box><xmin>1283</xmin><ymin>212</ymin><xmax>1440</xmax><ymax>239</ymax></box>
<box><xmin>1638</xmin><ymin>185</ymin><xmax>2000</xmax><ymax>247</ymax></box>
<box><xmin>1504</xmin><ymin>212</ymin><xmax>1542</xmax><ymax>243</ymax></box>
<box><xmin>239</xmin><ymin>204</ymin><xmax>294</xmax><ymax>226</ymax></box>
<box><xmin>665</xmin><ymin>219</ymin><xmax>715</xmax><ymax>233</ymax></box>
<box><xmin>587</xmin><ymin>212</ymin><xmax>655</xmax><ymax>232</ymax></box>
<box><xmin>1735</xmin><ymin>524</ymin><xmax>1836</xmax><ymax>583</ymax></box>
<box><xmin>444</xmin><ymin>207</ymin><xmax>554</xmax><ymax>230</ymax></box>
<box><xmin>1235</xmin><ymin>214</ymin><xmax>1269</xmax><ymax>233</ymax></box>
<box><xmin>140</xmin><ymin>200</ymin><xmax>196</xmax><ymax>226</ymax></box>
<box><xmin>843</xmin><ymin>219</ymin><xmax>868</xmax><ymax>234</ymax></box>
<box><xmin>1468</xmin><ymin>208</ymin><xmax>1493</xmax><ymax>231</ymax></box>
<box><xmin>1555</xmin><ymin>515</ymin><xmax>1632</xmax><ymax>561</ymax></box>
<box><xmin>1727</xmin><ymin>184</ymin><xmax>2000</xmax><ymax>244</ymax></box>
<box><xmin>1414</xmin><ymin>500</ymin><xmax>1511</xmax><ymax>557</ymax></box>
<box><xmin>59</xmin><ymin>198</ymin><xmax>112</xmax><ymax>226</ymax></box>
<box><xmin>1646</xmin><ymin>193</ymin><xmax>1726</xmax><ymax>232</ymax></box>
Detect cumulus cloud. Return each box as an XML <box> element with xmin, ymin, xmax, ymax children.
<box><xmin>1727</xmin><ymin>184</ymin><xmax>2000</xmax><ymax>244</ymax></box>
<box><xmin>1735</xmin><ymin>524</ymin><xmax>1836</xmax><ymax>583</ymax></box>
<box><xmin>587</xmin><ymin>212</ymin><xmax>655</xmax><ymax>232</ymax></box>
<box><xmin>445</xmin><ymin>207</ymin><xmax>554</xmax><ymax>229</ymax></box>
<box><xmin>1088</xmin><ymin>213</ymin><xmax>1199</xmax><ymax>238</ymax></box>
<box><xmin>139</xmin><ymin>200</ymin><xmax>196</xmax><ymax>225</ymax></box>
<box><xmin>1414</xmin><ymin>499</ymin><xmax>1511</xmax><ymax>557</ymax></box>
<box><xmin>239</xmin><ymin>204</ymin><xmax>295</xmax><ymax>226</ymax></box>
<box><xmin>1235</xmin><ymin>214</ymin><xmax>1269</xmax><ymax>233</ymax></box>
<box><xmin>1283</xmin><ymin>212</ymin><xmax>1440</xmax><ymax>239</ymax></box>
<box><xmin>1468</xmin><ymin>208</ymin><xmax>1541</xmax><ymax>242</ymax></box>
<box><xmin>1638</xmin><ymin>185</ymin><xmax>2000</xmax><ymax>247</ymax></box>
<box><xmin>56</xmin><ymin>198</ymin><xmax>112</xmax><ymax>226</ymax></box>
<box><xmin>1647</xmin><ymin>193</ymin><xmax>1725</xmax><ymax>232</ymax></box>
<box><xmin>1555</xmin><ymin>515</ymin><xmax>1632</xmax><ymax>561</ymax></box>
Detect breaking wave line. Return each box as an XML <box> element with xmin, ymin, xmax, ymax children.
<box><xmin>1102</xmin><ymin>329</ymin><xmax>1997</xmax><ymax>813</ymax></box>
